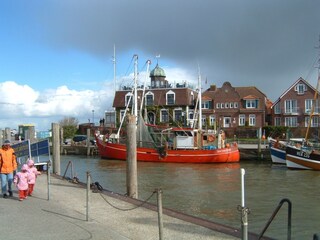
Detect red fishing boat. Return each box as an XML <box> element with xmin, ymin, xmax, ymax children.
<box><xmin>96</xmin><ymin>55</ymin><xmax>240</xmax><ymax>163</ymax></box>
<box><xmin>95</xmin><ymin>128</ymin><xmax>240</xmax><ymax>163</ymax></box>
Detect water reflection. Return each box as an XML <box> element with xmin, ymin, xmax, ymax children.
<box><xmin>60</xmin><ymin>156</ymin><xmax>320</xmax><ymax>239</ymax></box>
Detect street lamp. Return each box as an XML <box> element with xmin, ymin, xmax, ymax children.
<box><xmin>92</xmin><ymin>110</ymin><xmax>95</xmax><ymax>126</ymax></box>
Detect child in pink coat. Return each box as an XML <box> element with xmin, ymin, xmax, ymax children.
<box><xmin>26</xmin><ymin>159</ymin><xmax>41</xmax><ymax>196</ymax></box>
<box><xmin>14</xmin><ymin>164</ymin><xmax>30</xmax><ymax>201</ymax></box>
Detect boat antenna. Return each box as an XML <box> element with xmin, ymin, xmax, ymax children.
<box><xmin>305</xmin><ymin>36</ymin><xmax>320</xmax><ymax>141</ymax></box>
<box><xmin>113</xmin><ymin>44</ymin><xmax>117</xmax><ymax>127</ymax></box>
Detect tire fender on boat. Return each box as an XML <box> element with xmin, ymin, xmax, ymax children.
<box><xmin>159</xmin><ymin>151</ymin><xmax>167</xmax><ymax>158</ymax></box>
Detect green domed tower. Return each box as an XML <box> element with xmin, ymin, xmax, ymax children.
<box><xmin>150</xmin><ymin>64</ymin><xmax>168</xmax><ymax>88</ymax></box>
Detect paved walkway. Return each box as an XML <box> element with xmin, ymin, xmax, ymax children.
<box><xmin>0</xmin><ymin>174</ymin><xmax>265</xmax><ymax>240</ymax></box>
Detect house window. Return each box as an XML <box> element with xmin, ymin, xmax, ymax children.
<box><xmin>313</xmin><ymin>116</ymin><xmax>319</xmax><ymax>127</ymax></box>
<box><xmin>274</xmin><ymin>103</ymin><xmax>281</xmax><ymax>114</ymax></box>
<box><xmin>315</xmin><ymin>100</ymin><xmax>320</xmax><ymax>114</ymax></box>
<box><xmin>174</xmin><ymin>109</ymin><xmax>182</xmax><ymax>122</ymax></box>
<box><xmin>305</xmin><ymin>99</ymin><xmax>313</xmax><ymax>114</ymax></box>
<box><xmin>166</xmin><ymin>91</ymin><xmax>175</xmax><ymax>105</ymax></box>
<box><xmin>234</xmin><ymin>102</ymin><xmax>238</xmax><ymax>108</ymax></box>
<box><xmin>202</xmin><ymin>100</ymin><xmax>210</xmax><ymax>109</ymax></box>
<box><xmin>209</xmin><ymin>115</ymin><xmax>216</xmax><ymax>126</ymax></box>
<box><xmin>249</xmin><ymin>114</ymin><xmax>256</xmax><ymax>126</ymax></box>
<box><xmin>187</xmin><ymin>111</ymin><xmax>194</xmax><ymax>120</ymax></box>
<box><xmin>305</xmin><ymin>116</ymin><xmax>319</xmax><ymax>127</ymax></box>
<box><xmin>125</xmin><ymin>93</ymin><xmax>133</xmax><ymax>107</ymax></box>
<box><xmin>230</xmin><ymin>102</ymin><xmax>234</xmax><ymax>108</ymax></box>
<box><xmin>160</xmin><ymin>109</ymin><xmax>169</xmax><ymax>122</ymax></box>
<box><xmin>285</xmin><ymin>100</ymin><xmax>298</xmax><ymax>114</ymax></box>
<box><xmin>221</xmin><ymin>103</ymin><xmax>224</xmax><ymax>109</ymax></box>
<box><xmin>239</xmin><ymin>114</ymin><xmax>245</xmax><ymax>126</ymax></box>
<box><xmin>145</xmin><ymin>92</ymin><xmax>154</xmax><ymax>106</ymax></box>
<box><xmin>295</xmin><ymin>83</ymin><xmax>306</xmax><ymax>95</ymax></box>
<box><xmin>246</xmin><ymin>100</ymin><xmax>257</xmax><ymax>108</ymax></box>
<box><xmin>285</xmin><ymin>117</ymin><xmax>297</xmax><ymax>127</ymax></box>
<box><xmin>216</xmin><ymin>103</ymin><xmax>220</xmax><ymax>109</ymax></box>
<box><xmin>202</xmin><ymin>116</ymin><xmax>206</xmax><ymax>126</ymax></box>
<box><xmin>120</xmin><ymin>110</ymin><xmax>126</xmax><ymax>123</ymax></box>
<box><xmin>225</xmin><ymin>103</ymin><xmax>229</xmax><ymax>108</ymax></box>
<box><xmin>305</xmin><ymin>99</ymin><xmax>320</xmax><ymax>114</ymax></box>
<box><xmin>274</xmin><ymin>117</ymin><xmax>281</xmax><ymax>126</ymax></box>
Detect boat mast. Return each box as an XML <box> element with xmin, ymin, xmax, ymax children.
<box><xmin>113</xmin><ymin>44</ymin><xmax>116</xmax><ymax>94</ymax></box>
<box><xmin>198</xmin><ymin>64</ymin><xmax>202</xmax><ymax>131</ymax></box>
<box><xmin>140</xmin><ymin>60</ymin><xmax>151</xmax><ymax>112</ymax></box>
<box><xmin>305</xmin><ymin>36</ymin><xmax>320</xmax><ymax>141</ymax></box>
<box><xmin>134</xmin><ymin>54</ymin><xmax>138</xmax><ymax>118</ymax></box>
<box><xmin>113</xmin><ymin>44</ymin><xmax>117</xmax><ymax>127</ymax></box>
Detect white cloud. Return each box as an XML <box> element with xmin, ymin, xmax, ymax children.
<box><xmin>0</xmin><ymin>81</ymin><xmax>114</xmax><ymax>131</ymax></box>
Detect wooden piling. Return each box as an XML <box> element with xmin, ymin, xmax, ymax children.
<box><xmin>126</xmin><ymin>114</ymin><xmax>138</xmax><ymax>198</ymax></box>
<box><xmin>5</xmin><ymin>127</ymin><xmax>10</xmax><ymax>141</ymax></box>
<box><xmin>258</xmin><ymin>127</ymin><xmax>262</xmax><ymax>159</ymax></box>
<box><xmin>86</xmin><ymin>128</ymin><xmax>91</xmax><ymax>156</ymax></box>
<box><xmin>52</xmin><ymin>123</ymin><xmax>61</xmax><ymax>175</ymax></box>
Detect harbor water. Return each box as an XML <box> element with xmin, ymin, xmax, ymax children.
<box><xmin>58</xmin><ymin>155</ymin><xmax>320</xmax><ymax>239</ymax></box>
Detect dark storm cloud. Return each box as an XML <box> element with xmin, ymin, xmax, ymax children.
<box><xmin>30</xmin><ymin>0</ymin><xmax>320</xmax><ymax>100</ymax></box>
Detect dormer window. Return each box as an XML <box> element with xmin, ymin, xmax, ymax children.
<box><xmin>246</xmin><ymin>99</ymin><xmax>258</xmax><ymax>108</ymax></box>
<box><xmin>166</xmin><ymin>90</ymin><xmax>175</xmax><ymax>105</ymax></box>
<box><xmin>201</xmin><ymin>100</ymin><xmax>211</xmax><ymax>109</ymax></box>
<box><xmin>295</xmin><ymin>83</ymin><xmax>307</xmax><ymax>95</ymax></box>
<box><xmin>125</xmin><ymin>92</ymin><xmax>133</xmax><ymax>107</ymax></box>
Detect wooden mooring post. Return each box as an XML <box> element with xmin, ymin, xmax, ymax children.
<box><xmin>52</xmin><ymin>123</ymin><xmax>61</xmax><ymax>175</ymax></box>
<box><xmin>126</xmin><ymin>114</ymin><xmax>138</xmax><ymax>198</ymax></box>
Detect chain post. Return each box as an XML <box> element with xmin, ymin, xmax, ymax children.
<box><xmin>156</xmin><ymin>188</ymin><xmax>163</xmax><ymax>240</ymax></box>
<box><xmin>86</xmin><ymin>171</ymin><xmax>91</xmax><ymax>221</ymax></box>
<box><xmin>47</xmin><ymin>161</ymin><xmax>51</xmax><ymax>201</ymax></box>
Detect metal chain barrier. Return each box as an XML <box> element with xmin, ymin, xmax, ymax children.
<box><xmin>86</xmin><ymin>172</ymin><xmax>163</xmax><ymax>239</ymax></box>
<box><xmin>98</xmin><ymin>191</ymin><xmax>156</xmax><ymax>211</ymax></box>
<box><xmin>88</xmin><ymin>172</ymin><xmax>157</xmax><ymax>211</ymax></box>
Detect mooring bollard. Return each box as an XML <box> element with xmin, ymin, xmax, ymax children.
<box><xmin>86</xmin><ymin>171</ymin><xmax>91</xmax><ymax>221</ymax></box>
<box><xmin>156</xmin><ymin>188</ymin><xmax>163</xmax><ymax>240</ymax></box>
<box><xmin>47</xmin><ymin>161</ymin><xmax>51</xmax><ymax>201</ymax></box>
<box><xmin>241</xmin><ymin>168</ymin><xmax>248</xmax><ymax>240</ymax></box>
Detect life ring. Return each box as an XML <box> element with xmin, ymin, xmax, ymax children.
<box><xmin>208</xmin><ymin>135</ymin><xmax>216</xmax><ymax>142</ymax></box>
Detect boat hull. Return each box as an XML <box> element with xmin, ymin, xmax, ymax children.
<box><xmin>270</xmin><ymin>146</ymin><xmax>286</xmax><ymax>164</ymax></box>
<box><xmin>286</xmin><ymin>145</ymin><xmax>320</xmax><ymax>170</ymax></box>
<box><xmin>96</xmin><ymin>140</ymin><xmax>240</xmax><ymax>163</ymax></box>
<box><xmin>268</xmin><ymin>138</ymin><xmax>286</xmax><ymax>164</ymax></box>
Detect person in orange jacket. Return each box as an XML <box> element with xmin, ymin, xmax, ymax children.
<box><xmin>0</xmin><ymin>140</ymin><xmax>17</xmax><ymax>198</ymax></box>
